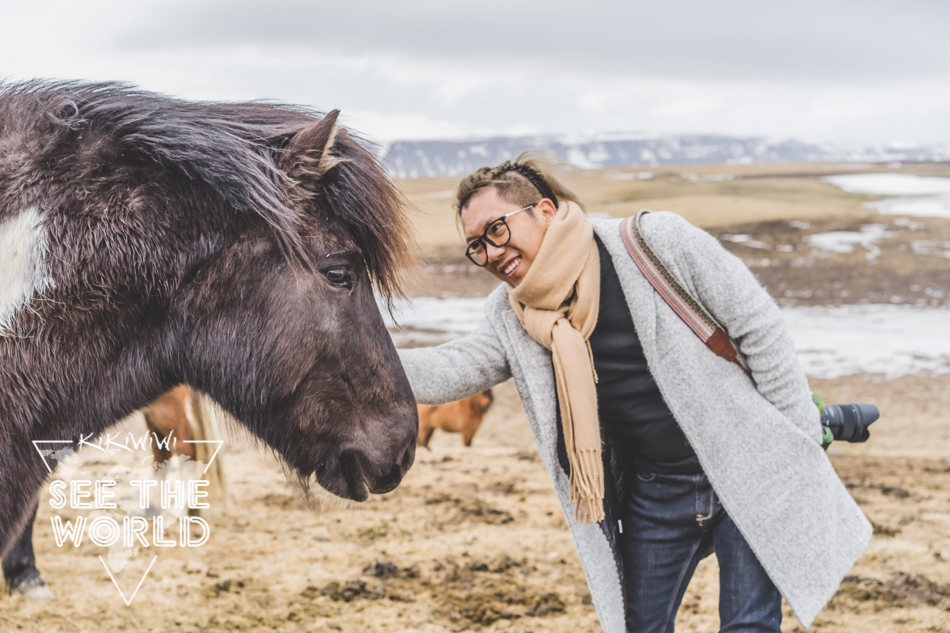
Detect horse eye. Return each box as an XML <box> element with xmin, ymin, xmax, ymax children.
<box><xmin>324</xmin><ymin>268</ymin><xmax>352</xmax><ymax>289</ymax></box>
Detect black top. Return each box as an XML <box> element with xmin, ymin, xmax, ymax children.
<box><xmin>587</xmin><ymin>236</ymin><xmax>702</xmax><ymax>475</ymax></box>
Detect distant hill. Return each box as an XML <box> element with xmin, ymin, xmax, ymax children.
<box><xmin>381</xmin><ymin>133</ymin><xmax>950</xmax><ymax>179</ymax></box>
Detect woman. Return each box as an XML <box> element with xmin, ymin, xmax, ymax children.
<box><xmin>398</xmin><ymin>154</ymin><xmax>870</xmax><ymax>633</ymax></box>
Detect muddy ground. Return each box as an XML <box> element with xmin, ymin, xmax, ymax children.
<box><xmin>3</xmin><ymin>163</ymin><xmax>949</xmax><ymax>632</ymax></box>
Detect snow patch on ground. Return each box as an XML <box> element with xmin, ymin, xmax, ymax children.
<box><xmin>783</xmin><ymin>304</ymin><xmax>950</xmax><ymax>379</ymax></box>
<box><xmin>868</xmin><ymin>195</ymin><xmax>950</xmax><ymax>219</ymax></box>
<box><xmin>910</xmin><ymin>240</ymin><xmax>950</xmax><ymax>258</ymax></box>
<box><xmin>720</xmin><ymin>234</ymin><xmax>771</xmax><ymax>249</ymax></box>
<box><xmin>823</xmin><ymin>173</ymin><xmax>950</xmax><ymax>219</ymax></box>
<box><xmin>805</xmin><ymin>224</ymin><xmax>896</xmax><ymax>261</ymax></box>
<box><xmin>383</xmin><ymin>296</ymin><xmax>487</xmax><ymax>338</ymax></box>
<box><xmin>823</xmin><ymin>173</ymin><xmax>950</xmax><ymax>196</ymax></box>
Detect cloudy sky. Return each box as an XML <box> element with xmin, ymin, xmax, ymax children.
<box><xmin>2</xmin><ymin>0</ymin><xmax>948</xmax><ymax>145</ymax></box>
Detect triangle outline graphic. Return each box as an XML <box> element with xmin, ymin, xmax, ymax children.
<box><xmin>99</xmin><ymin>555</ymin><xmax>158</xmax><ymax>606</ymax></box>
<box><xmin>181</xmin><ymin>440</ymin><xmax>224</xmax><ymax>475</ymax></box>
<box><xmin>31</xmin><ymin>440</ymin><xmax>74</xmax><ymax>474</ymax></box>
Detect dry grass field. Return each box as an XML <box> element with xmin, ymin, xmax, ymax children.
<box><xmin>403</xmin><ymin>161</ymin><xmax>950</xmax><ymax>305</ymax></box>
<box><xmin>400</xmin><ymin>161</ymin><xmax>950</xmax><ymax>251</ymax></box>
<box><xmin>3</xmin><ymin>162</ymin><xmax>949</xmax><ymax>632</ymax></box>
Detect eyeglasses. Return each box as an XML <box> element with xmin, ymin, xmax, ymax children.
<box><xmin>465</xmin><ymin>203</ymin><xmax>537</xmax><ymax>267</ymax></box>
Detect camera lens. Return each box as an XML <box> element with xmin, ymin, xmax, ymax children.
<box><xmin>822</xmin><ymin>404</ymin><xmax>879</xmax><ymax>443</ymax></box>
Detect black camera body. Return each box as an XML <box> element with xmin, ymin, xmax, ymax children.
<box><xmin>813</xmin><ymin>394</ymin><xmax>879</xmax><ymax>448</ymax></box>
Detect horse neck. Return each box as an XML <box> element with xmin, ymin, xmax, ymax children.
<box><xmin>0</xmin><ymin>331</ymin><xmax>174</xmax><ymax>446</ymax></box>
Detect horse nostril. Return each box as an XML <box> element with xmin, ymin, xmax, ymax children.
<box><xmin>338</xmin><ymin>450</ymin><xmax>364</xmax><ymax>484</ymax></box>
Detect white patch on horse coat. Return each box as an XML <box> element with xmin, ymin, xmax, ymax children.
<box><xmin>0</xmin><ymin>207</ymin><xmax>53</xmax><ymax>335</ymax></box>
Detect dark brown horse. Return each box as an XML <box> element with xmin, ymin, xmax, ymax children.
<box><xmin>0</xmin><ymin>81</ymin><xmax>418</xmax><ymax>563</ymax></box>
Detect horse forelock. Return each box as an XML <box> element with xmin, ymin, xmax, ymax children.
<box><xmin>318</xmin><ymin>131</ymin><xmax>415</xmax><ymax>306</ymax></box>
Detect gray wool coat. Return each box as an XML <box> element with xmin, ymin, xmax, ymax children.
<box><xmin>398</xmin><ymin>212</ymin><xmax>871</xmax><ymax>631</ymax></box>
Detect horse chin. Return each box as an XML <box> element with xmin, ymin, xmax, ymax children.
<box><xmin>341</xmin><ymin>479</ymin><xmax>371</xmax><ymax>503</ymax></box>
<box><xmin>305</xmin><ymin>471</ymin><xmax>368</xmax><ymax>504</ymax></box>
<box><xmin>310</xmin><ymin>468</ymin><xmax>367</xmax><ymax>503</ymax></box>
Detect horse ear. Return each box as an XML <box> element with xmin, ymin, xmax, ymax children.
<box><xmin>279</xmin><ymin>110</ymin><xmax>343</xmax><ymax>179</ymax></box>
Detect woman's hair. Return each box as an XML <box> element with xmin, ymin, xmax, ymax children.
<box><xmin>455</xmin><ymin>150</ymin><xmax>585</xmax><ymax>215</ymax></box>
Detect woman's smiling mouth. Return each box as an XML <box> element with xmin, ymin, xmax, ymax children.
<box><xmin>502</xmin><ymin>256</ymin><xmax>521</xmax><ymax>276</ymax></box>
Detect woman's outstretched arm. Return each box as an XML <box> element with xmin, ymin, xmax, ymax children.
<box><xmin>397</xmin><ymin>315</ymin><xmax>511</xmax><ymax>405</ymax></box>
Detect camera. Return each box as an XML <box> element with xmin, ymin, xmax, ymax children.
<box><xmin>812</xmin><ymin>394</ymin><xmax>879</xmax><ymax>448</ymax></box>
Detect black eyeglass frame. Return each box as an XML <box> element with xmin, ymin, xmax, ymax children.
<box><xmin>465</xmin><ymin>202</ymin><xmax>538</xmax><ymax>267</ymax></box>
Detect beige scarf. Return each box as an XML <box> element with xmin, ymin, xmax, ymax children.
<box><xmin>508</xmin><ymin>201</ymin><xmax>604</xmax><ymax>523</ymax></box>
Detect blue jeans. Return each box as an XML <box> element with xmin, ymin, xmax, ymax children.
<box><xmin>621</xmin><ymin>470</ymin><xmax>782</xmax><ymax>633</ymax></box>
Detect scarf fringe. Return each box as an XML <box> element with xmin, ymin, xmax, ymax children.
<box><xmin>586</xmin><ymin>340</ymin><xmax>599</xmax><ymax>384</ymax></box>
<box><xmin>569</xmin><ymin>448</ymin><xmax>605</xmax><ymax>524</ymax></box>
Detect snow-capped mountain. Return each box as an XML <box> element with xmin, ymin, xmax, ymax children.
<box><xmin>381</xmin><ymin>133</ymin><xmax>950</xmax><ymax>179</ymax></box>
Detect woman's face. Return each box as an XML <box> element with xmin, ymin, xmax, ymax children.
<box><xmin>461</xmin><ymin>188</ymin><xmax>558</xmax><ymax>287</ymax></box>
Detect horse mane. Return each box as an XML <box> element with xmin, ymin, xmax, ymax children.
<box><xmin>0</xmin><ymin>80</ymin><xmax>413</xmax><ymax>302</ymax></box>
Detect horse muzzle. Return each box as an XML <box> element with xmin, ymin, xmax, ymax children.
<box><xmin>314</xmin><ymin>424</ymin><xmax>417</xmax><ymax>501</ymax></box>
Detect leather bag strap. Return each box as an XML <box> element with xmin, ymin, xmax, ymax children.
<box><xmin>619</xmin><ymin>211</ymin><xmax>753</xmax><ymax>381</ymax></box>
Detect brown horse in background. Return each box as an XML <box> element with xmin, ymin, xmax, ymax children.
<box><xmin>143</xmin><ymin>385</ymin><xmax>228</xmax><ymax>511</ymax></box>
<box><xmin>417</xmin><ymin>390</ymin><xmax>494</xmax><ymax>448</ymax></box>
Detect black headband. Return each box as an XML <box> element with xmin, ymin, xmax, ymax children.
<box><xmin>494</xmin><ymin>163</ymin><xmax>559</xmax><ymax>209</ymax></box>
